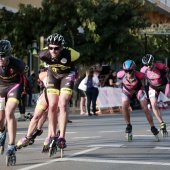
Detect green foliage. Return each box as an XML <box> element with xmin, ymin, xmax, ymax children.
<box><xmin>0</xmin><ymin>0</ymin><xmax>168</xmax><ymax>66</ymax></box>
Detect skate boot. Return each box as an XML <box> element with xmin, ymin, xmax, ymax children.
<box><xmin>16</xmin><ymin>136</ymin><xmax>30</xmax><ymax>149</ymax></box>
<box><xmin>25</xmin><ymin>113</ymin><xmax>33</xmax><ymax>121</ymax></box>
<box><xmin>151</xmin><ymin>126</ymin><xmax>159</xmax><ymax>141</ymax></box>
<box><xmin>160</xmin><ymin>122</ymin><xmax>168</xmax><ymax>137</ymax></box>
<box><xmin>29</xmin><ymin>129</ymin><xmax>43</xmax><ymax>145</ymax></box>
<box><xmin>125</xmin><ymin>124</ymin><xmax>132</xmax><ymax>141</ymax></box>
<box><xmin>48</xmin><ymin>136</ymin><xmax>58</xmax><ymax>157</ymax></box>
<box><xmin>57</xmin><ymin>137</ymin><xmax>67</xmax><ymax>158</ymax></box>
<box><xmin>42</xmin><ymin>137</ymin><xmax>51</xmax><ymax>153</ymax></box>
<box><xmin>6</xmin><ymin>144</ymin><xmax>16</xmax><ymax>166</ymax></box>
<box><xmin>0</xmin><ymin>127</ymin><xmax>6</xmax><ymax>154</ymax></box>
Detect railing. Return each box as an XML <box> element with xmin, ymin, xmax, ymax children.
<box><xmin>147</xmin><ymin>0</ymin><xmax>170</xmax><ymax>13</ymax></box>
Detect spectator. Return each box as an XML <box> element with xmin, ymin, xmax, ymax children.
<box><xmin>102</xmin><ymin>69</ymin><xmax>120</xmax><ymax>87</ymax></box>
<box><xmin>18</xmin><ymin>73</ymin><xmax>29</xmax><ymax>121</ymax></box>
<box><xmin>28</xmin><ymin>73</ymin><xmax>36</xmax><ymax>106</ymax></box>
<box><xmin>78</xmin><ymin>74</ymin><xmax>87</xmax><ymax>115</ymax></box>
<box><xmin>37</xmin><ymin>66</ymin><xmax>46</xmax><ymax>94</ymax></box>
<box><xmin>84</xmin><ymin>68</ymin><xmax>100</xmax><ymax>116</ymax></box>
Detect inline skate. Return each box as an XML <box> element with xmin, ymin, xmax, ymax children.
<box><xmin>160</xmin><ymin>122</ymin><xmax>168</xmax><ymax>137</ymax></box>
<box><xmin>25</xmin><ymin>113</ymin><xmax>33</xmax><ymax>121</ymax></box>
<box><xmin>125</xmin><ymin>124</ymin><xmax>133</xmax><ymax>141</ymax></box>
<box><xmin>57</xmin><ymin>137</ymin><xmax>67</xmax><ymax>158</ymax></box>
<box><xmin>151</xmin><ymin>126</ymin><xmax>159</xmax><ymax>141</ymax></box>
<box><xmin>48</xmin><ymin>136</ymin><xmax>58</xmax><ymax>157</ymax></box>
<box><xmin>29</xmin><ymin>129</ymin><xmax>43</xmax><ymax>145</ymax></box>
<box><xmin>6</xmin><ymin>145</ymin><xmax>16</xmax><ymax>166</ymax></box>
<box><xmin>16</xmin><ymin>136</ymin><xmax>30</xmax><ymax>149</ymax></box>
<box><xmin>0</xmin><ymin>127</ymin><xmax>6</xmax><ymax>154</ymax></box>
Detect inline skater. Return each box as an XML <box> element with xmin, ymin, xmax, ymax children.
<box><xmin>16</xmin><ymin>71</ymin><xmax>49</xmax><ymax>149</ymax></box>
<box><xmin>140</xmin><ymin>54</ymin><xmax>169</xmax><ymax>137</ymax></box>
<box><xmin>38</xmin><ymin>33</ymin><xmax>80</xmax><ymax>157</ymax></box>
<box><xmin>0</xmin><ymin>40</ymin><xmax>28</xmax><ymax>166</ymax></box>
<box><xmin>117</xmin><ymin>59</ymin><xmax>159</xmax><ymax>141</ymax></box>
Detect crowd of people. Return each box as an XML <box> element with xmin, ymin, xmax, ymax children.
<box><xmin>0</xmin><ymin>33</ymin><xmax>169</xmax><ymax>166</ymax></box>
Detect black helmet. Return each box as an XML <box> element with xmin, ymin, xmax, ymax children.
<box><xmin>0</xmin><ymin>40</ymin><xmax>11</xmax><ymax>55</ymax></box>
<box><xmin>142</xmin><ymin>54</ymin><xmax>154</xmax><ymax>65</ymax></box>
<box><xmin>46</xmin><ymin>33</ymin><xmax>65</xmax><ymax>46</ymax></box>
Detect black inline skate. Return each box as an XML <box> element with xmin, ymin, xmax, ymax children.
<box><xmin>29</xmin><ymin>129</ymin><xmax>43</xmax><ymax>145</ymax></box>
<box><xmin>6</xmin><ymin>145</ymin><xmax>16</xmax><ymax>166</ymax></box>
<box><xmin>0</xmin><ymin>127</ymin><xmax>6</xmax><ymax>154</ymax></box>
<box><xmin>48</xmin><ymin>136</ymin><xmax>58</xmax><ymax>157</ymax></box>
<box><xmin>151</xmin><ymin>126</ymin><xmax>159</xmax><ymax>141</ymax></box>
<box><xmin>125</xmin><ymin>124</ymin><xmax>132</xmax><ymax>141</ymax></box>
<box><xmin>25</xmin><ymin>113</ymin><xmax>33</xmax><ymax>121</ymax></box>
<box><xmin>160</xmin><ymin>122</ymin><xmax>168</xmax><ymax>137</ymax></box>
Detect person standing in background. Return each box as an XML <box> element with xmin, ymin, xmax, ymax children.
<box><xmin>84</xmin><ymin>68</ymin><xmax>100</xmax><ymax>116</ymax></box>
<box><xmin>28</xmin><ymin>73</ymin><xmax>36</xmax><ymax>106</ymax></box>
<box><xmin>18</xmin><ymin>73</ymin><xmax>29</xmax><ymax>121</ymax></box>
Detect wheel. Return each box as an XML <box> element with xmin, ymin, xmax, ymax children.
<box><xmin>6</xmin><ymin>156</ymin><xmax>10</xmax><ymax>166</ymax></box>
<box><xmin>48</xmin><ymin>147</ymin><xmax>54</xmax><ymax>157</ymax></box>
<box><xmin>155</xmin><ymin>135</ymin><xmax>159</xmax><ymax>142</ymax></box>
<box><xmin>12</xmin><ymin>155</ymin><xmax>16</xmax><ymax>165</ymax></box>
<box><xmin>0</xmin><ymin>146</ymin><xmax>4</xmax><ymax>155</ymax></box>
<box><xmin>127</xmin><ymin>133</ymin><xmax>132</xmax><ymax>141</ymax></box>
<box><xmin>60</xmin><ymin>149</ymin><xmax>64</xmax><ymax>158</ymax></box>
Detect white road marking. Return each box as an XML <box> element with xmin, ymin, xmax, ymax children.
<box><xmin>18</xmin><ymin>147</ymin><xmax>100</xmax><ymax>170</ymax></box>
<box><xmin>64</xmin><ymin>158</ymin><xmax>170</xmax><ymax>166</ymax></box>
<box><xmin>154</xmin><ymin>146</ymin><xmax>170</xmax><ymax>149</ymax></box>
<box><xmin>87</xmin><ymin>144</ymin><xmax>123</xmax><ymax>147</ymax></box>
<box><xmin>133</xmin><ymin>135</ymin><xmax>154</xmax><ymax>137</ymax></box>
<box><xmin>99</xmin><ymin>130</ymin><xmax>124</xmax><ymax>133</ymax></box>
<box><xmin>72</xmin><ymin>136</ymin><xmax>100</xmax><ymax>139</ymax></box>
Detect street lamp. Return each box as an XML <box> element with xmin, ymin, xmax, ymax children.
<box><xmin>29</xmin><ymin>40</ymin><xmax>38</xmax><ymax>76</ymax></box>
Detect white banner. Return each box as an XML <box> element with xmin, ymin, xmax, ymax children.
<box><xmin>97</xmin><ymin>87</ymin><xmax>122</xmax><ymax>108</ymax></box>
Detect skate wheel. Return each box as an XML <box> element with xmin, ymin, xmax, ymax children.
<box><xmin>12</xmin><ymin>155</ymin><xmax>16</xmax><ymax>165</ymax></box>
<box><xmin>0</xmin><ymin>146</ymin><xmax>4</xmax><ymax>155</ymax></box>
<box><xmin>6</xmin><ymin>156</ymin><xmax>10</xmax><ymax>166</ymax></box>
<box><xmin>126</xmin><ymin>133</ymin><xmax>133</xmax><ymax>141</ymax></box>
<box><xmin>48</xmin><ymin>148</ymin><xmax>53</xmax><ymax>157</ymax></box>
<box><xmin>60</xmin><ymin>149</ymin><xmax>64</xmax><ymax>158</ymax></box>
<box><xmin>155</xmin><ymin>135</ymin><xmax>160</xmax><ymax>142</ymax></box>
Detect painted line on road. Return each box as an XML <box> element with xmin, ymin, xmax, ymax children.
<box><xmin>133</xmin><ymin>135</ymin><xmax>154</xmax><ymax>137</ymax></box>
<box><xmin>87</xmin><ymin>144</ymin><xmax>123</xmax><ymax>147</ymax></box>
<box><xmin>65</xmin><ymin>158</ymin><xmax>170</xmax><ymax>166</ymax></box>
<box><xmin>18</xmin><ymin>147</ymin><xmax>101</xmax><ymax>170</ymax></box>
<box><xmin>72</xmin><ymin>136</ymin><xmax>101</xmax><ymax>139</ymax></box>
<box><xmin>154</xmin><ymin>146</ymin><xmax>170</xmax><ymax>149</ymax></box>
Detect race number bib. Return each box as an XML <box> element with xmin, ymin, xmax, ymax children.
<box><xmin>149</xmin><ymin>90</ymin><xmax>155</xmax><ymax>98</ymax></box>
<box><xmin>0</xmin><ymin>97</ymin><xmax>5</xmax><ymax>110</ymax></box>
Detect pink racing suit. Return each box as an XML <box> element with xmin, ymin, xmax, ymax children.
<box><xmin>140</xmin><ymin>63</ymin><xmax>169</xmax><ymax>98</ymax></box>
<box><xmin>117</xmin><ymin>70</ymin><xmax>147</xmax><ymax>101</ymax></box>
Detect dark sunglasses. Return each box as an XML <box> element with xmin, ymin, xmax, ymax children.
<box><xmin>124</xmin><ymin>69</ymin><xmax>133</xmax><ymax>73</ymax></box>
<box><xmin>0</xmin><ymin>54</ymin><xmax>6</xmax><ymax>58</ymax></box>
<box><xmin>48</xmin><ymin>46</ymin><xmax>60</xmax><ymax>51</ymax></box>
<box><xmin>145</xmin><ymin>63</ymin><xmax>152</xmax><ymax>67</ymax></box>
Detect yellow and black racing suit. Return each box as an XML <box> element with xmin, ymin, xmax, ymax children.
<box><xmin>39</xmin><ymin>47</ymin><xmax>80</xmax><ymax>95</ymax></box>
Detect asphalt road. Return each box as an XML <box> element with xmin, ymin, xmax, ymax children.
<box><xmin>1</xmin><ymin>108</ymin><xmax>170</xmax><ymax>170</ymax></box>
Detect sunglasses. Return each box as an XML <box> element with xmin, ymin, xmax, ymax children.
<box><xmin>48</xmin><ymin>46</ymin><xmax>60</xmax><ymax>51</ymax></box>
<box><xmin>145</xmin><ymin>63</ymin><xmax>152</xmax><ymax>67</ymax></box>
<box><xmin>0</xmin><ymin>54</ymin><xmax>6</xmax><ymax>58</ymax></box>
<box><xmin>124</xmin><ymin>69</ymin><xmax>133</xmax><ymax>73</ymax></box>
